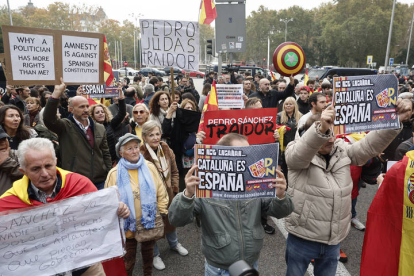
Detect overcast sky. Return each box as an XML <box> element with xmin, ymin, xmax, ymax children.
<box><xmin>12</xmin><ymin>0</ymin><xmax>413</xmax><ymax>24</ymax></box>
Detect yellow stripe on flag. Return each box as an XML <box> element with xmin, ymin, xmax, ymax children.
<box><xmin>399</xmin><ymin>153</ymin><xmax>414</xmax><ymax>276</ymax></box>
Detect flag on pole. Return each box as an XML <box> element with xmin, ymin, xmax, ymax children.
<box><xmin>103</xmin><ymin>35</ymin><xmax>114</xmax><ymax>87</ymax></box>
<box><xmin>270</xmin><ymin>71</ymin><xmax>276</xmax><ymax>81</ymax></box>
<box><xmin>360</xmin><ymin>150</ymin><xmax>414</xmax><ymax>276</ymax></box>
<box><xmin>198</xmin><ymin>80</ymin><xmax>219</xmax><ymax>133</ymax></box>
<box><xmin>303</xmin><ymin>68</ymin><xmax>309</xmax><ymax>87</ymax></box>
<box><xmin>199</xmin><ymin>0</ymin><xmax>217</xmax><ymax>25</ymax></box>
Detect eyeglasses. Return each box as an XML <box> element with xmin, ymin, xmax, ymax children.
<box><xmin>133</xmin><ymin>110</ymin><xmax>146</xmax><ymax>115</ymax></box>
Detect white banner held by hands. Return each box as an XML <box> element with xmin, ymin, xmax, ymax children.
<box><xmin>0</xmin><ymin>187</ymin><xmax>123</xmax><ymax>276</ymax></box>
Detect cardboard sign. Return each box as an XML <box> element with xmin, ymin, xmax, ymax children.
<box><xmin>195</xmin><ymin>143</ymin><xmax>279</xmax><ymax>199</ymax></box>
<box><xmin>82</xmin><ymin>71</ymin><xmax>120</xmax><ymax>98</ymax></box>
<box><xmin>2</xmin><ymin>25</ymin><xmax>104</xmax><ymax>85</ymax></box>
<box><xmin>216</xmin><ymin>84</ymin><xmax>244</xmax><ymax>109</ymax></box>
<box><xmin>333</xmin><ymin>74</ymin><xmax>400</xmax><ymax>135</ymax></box>
<box><xmin>203</xmin><ymin>108</ymin><xmax>278</xmax><ymax>145</ymax></box>
<box><xmin>0</xmin><ymin>187</ymin><xmax>124</xmax><ymax>275</ymax></box>
<box><xmin>139</xmin><ymin>19</ymin><xmax>199</xmax><ymax>71</ymax></box>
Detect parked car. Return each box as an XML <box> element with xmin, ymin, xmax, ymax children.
<box><xmin>139</xmin><ymin>68</ymin><xmax>166</xmax><ymax>77</ymax></box>
<box><xmin>188</xmin><ymin>70</ymin><xmax>205</xmax><ymax>78</ymax></box>
<box><xmin>116</xmin><ymin>67</ymin><xmax>139</xmax><ymax>76</ymax></box>
<box><xmin>163</xmin><ymin>67</ymin><xmax>185</xmax><ymax>76</ymax></box>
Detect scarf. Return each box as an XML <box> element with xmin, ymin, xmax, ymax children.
<box><xmin>117</xmin><ymin>155</ymin><xmax>157</xmax><ymax>231</ymax></box>
<box><xmin>158</xmin><ymin>108</ymin><xmax>175</xmax><ymax>126</ymax></box>
<box><xmin>145</xmin><ymin>143</ymin><xmax>170</xmax><ymax>185</ymax></box>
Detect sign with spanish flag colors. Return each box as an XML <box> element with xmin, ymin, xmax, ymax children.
<box><xmin>195</xmin><ymin>143</ymin><xmax>279</xmax><ymax>200</ymax></box>
<box><xmin>333</xmin><ymin>74</ymin><xmax>399</xmax><ymax>135</ymax></box>
<box><xmin>361</xmin><ymin>151</ymin><xmax>414</xmax><ymax>276</ymax></box>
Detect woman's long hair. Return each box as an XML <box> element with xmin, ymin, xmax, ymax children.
<box><xmin>149</xmin><ymin>91</ymin><xmax>171</xmax><ymax>117</ymax></box>
<box><xmin>89</xmin><ymin>104</ymin><xmax>113</xmax><ymax>124</ymax></box>
<box><xmin>280</xmin><ymin>97</ymin><xmax>302</xmax><ymax>125</ymax></box>
<box><xmin>0</xmin><ymin>105</ymin><xmax>31</xmax><ymax>141</ymax></box>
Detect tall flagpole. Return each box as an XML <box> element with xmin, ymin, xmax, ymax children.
<box><xmin>406</xmin><ymin>10</ymin><xmax>414</xmax><ymax>65</ymax></box>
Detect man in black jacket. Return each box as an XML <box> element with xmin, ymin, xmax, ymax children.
<box><xmin>2</xmin><ymin>86</ymin><xmax>30</xmax><ymax>113</ymax></box>
<box><xmin>249</xmin><ymin>76</ymin><xmax>295</xmax><ymax>108</ymax></box>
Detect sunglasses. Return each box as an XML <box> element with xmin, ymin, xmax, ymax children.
<box><xmin>133</xmin><ymin>110</ymin><xmax>146</xmax><ymax>115</ymax></box>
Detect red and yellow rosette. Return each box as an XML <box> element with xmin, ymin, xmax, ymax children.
<box><xmin>273</xmin><ymin>42</ymin><xmax>306</xmax><ymax>77</ymax></box>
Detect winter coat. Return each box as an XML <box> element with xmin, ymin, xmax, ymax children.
<box><xmin>141</xmin><ymin>141</ymin><xmax>179</xmax><ymax>233</ymax></box>
<box><xmin>44</xmin><ymin>98</ymin><xmax>111</xmax><ymax>184</ymax></box>
<box><xmin>0</xmin><ymin>150</ymin><xmax>22</xmax><ymax>196</ymax></box>
<box><xmin>285</xmin><ymin>122</ymin><xmax>401</xmax><ymax>245</ymax></box>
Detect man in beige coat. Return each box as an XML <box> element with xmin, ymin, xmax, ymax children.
<box><xmin>284</xmin><ymin>101</ymin><xmax>412</xmax><ymax>276</ymax></box>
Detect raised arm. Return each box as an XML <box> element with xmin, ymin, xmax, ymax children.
<box><xmin>43</xmin><ymin>78</ymin><xmax>67</xmax><ymax>136</ymax></box>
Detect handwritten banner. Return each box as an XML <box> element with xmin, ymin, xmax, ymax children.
<box><xmin>216</xmin><ymin>84</ymin><xmax>244</xmax><ymax>109</ymax></box>
<box><xmin>203</xmin><ymin>108</ymin><xmax>278</xmax><ymax>145</ymax></box>
<box><xmin>139</xmin><ymin>19</ymin><xmax>199</xmax><ymax>71</ymax></box>
<box><xmin>333</xmin><ymin>74</ymin><xmax>399</xmax><ymax>135</ymax></box>
<box><xmin>2</xmin><ymin>25</ymin><xmax>104</xmax><ymax>85</ymax></box>
<box><xmin>195</xmin><ymin>143</ymin><xmax>279</xmax><ymax>199</ymax></box>
<box><xmin>0</xmin><ymin>187</ymin><xmax>124</xmax><ymax>276</ymax></box>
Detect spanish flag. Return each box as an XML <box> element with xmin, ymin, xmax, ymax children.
<box><xmin>270</xmin><ymin>71</ymin><xmax>277</xmax><ymax>81</ymax></box>
<box><xmin>103</xmin><ymin>35</ymin><xmax>114</xmax><ymax>87</ymax></box>
<box><xmin>360</xmin><ymin>151</ymin><xmax>414</xmax><ymax>276</ymax></box>
<box><xmin>198</xmin><ymin>79</ymin><xmax>219</xmax><ymax>133</ymax></box>
<box><xmin>199</xmin><ymin>0</ymin><xmax>217</xmax><ymax>25</ymax></box>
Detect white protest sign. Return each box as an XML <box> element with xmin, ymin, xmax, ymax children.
<box><xmin>216</xmin><ymin>84</ymin><xmax>244</xmax><ymax>109</ymax></box>
<box><xmin>8</xmin><ymin>32</ymin><xmax>55</xmax><ymax>81</ymax></box>
<box><xmin>62</xmin><ymin>35</ymin><xmax>100</xmax><ymax>83</ymax></box>
<box><xmin>140</xmin><ymin>19</ymin><xmax>199</xmax><ymax>71</ymax></box>
<box><xmin>0</xmin><ymin>187</ymin><xmax>124</xmax><ymax>276</ymax></box>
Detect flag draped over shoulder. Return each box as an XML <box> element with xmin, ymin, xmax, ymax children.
<box><xmin>360</xmin><ymin>151</ymin><xmax>414</xmax><ymax>276</ymax></box>
<box><xmin>198</xmin><ymin>80</ymin><xmax>218</xmax><ymax>133</ymax></box>
<box><xmin>199</xmin><ymin>0</ymin><xmax>217</xmax><ymax>25</ymax></box>
<box><xmin>103</xmin><ymin>35</ymin><xmax>114</xmax><ymax>87</ymax></box>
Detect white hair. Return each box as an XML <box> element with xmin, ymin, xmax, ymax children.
<box><xmin>17</xmin><ymin>138</ymin><xmax>56</xmax><ymax>170</ymax></box>
<box><xmin>144</xmin><ymin>84</ymin><xmax>155</xmax><ymax>95</ymax></box>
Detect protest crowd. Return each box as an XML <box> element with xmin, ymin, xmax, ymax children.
<box><xmin>2</xmin><ymin>5</ymin><xmax>414</xmax><ymax>273</ymax></box>
<box><xmin>1</xmin><ymin>66</ymin><xmax>414</xmax><ymax>276</ymax></box>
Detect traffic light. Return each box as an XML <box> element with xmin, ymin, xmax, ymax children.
<box><xmin>206</xmin><ymin>39</ymin><xmax>215</xmax><ymax>57</ymax></box>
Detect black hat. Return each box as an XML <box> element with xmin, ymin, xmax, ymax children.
<box><xmin>0</xmin><ymin>125</ymin><xmax>10</xmax><ymax>140</ymax></box>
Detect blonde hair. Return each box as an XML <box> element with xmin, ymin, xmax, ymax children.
<box><xmin>131</xmin><ymin>103</ymin><xmax>150</xmax><ymax>123</ymax></box>
<box><xmin>25</xmin><ymin>97</ymin><xmax>41</xmax><ymax>111</ymax></box>
<box><xmin>89</xmin><ymin>104</ymin><xmax>113</xmax><ymax>123</ymax></box>
<box><xmin>142</xmin><ymin>120</ymin><xmax>162</xmax><ymax>140</ymax></box>
<box><xmin>280</xmin><ymin>97</ymin><xmax>302</xmax><ymax>125</ymax></box>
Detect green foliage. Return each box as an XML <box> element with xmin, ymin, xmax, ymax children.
<box><xmin>243</xmin><ymin>1</ymin><xmax>414</xmax><ymax>67</ymax></box>
<box><xmin>1</xmin><ymin>1</ymin><xmax>414</xmax><ymax>68</ymax></box>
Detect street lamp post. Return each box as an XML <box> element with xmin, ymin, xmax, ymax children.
<box><xmin>406</xmin><ymin>10</ymin><xmax>414</xmax><ymax>65</ymax></box>
<box><xmin>7</xmin><ymin>0</ymin><xmax>13</xmax><ymax>25</ymax></box>
<box><xmin>280</xmin><ymin>18</ymin><xmax>293</xmax><ymax>42</ymax></box>
<box><xmin>129</xmin><ymin>13</ymin><xmax>143</xmax><ymax>70</ymax></box>
<box><xmin>384</xmin><ymin>0</ymin><xmax>397</xmax><ymax>72</ymax></box>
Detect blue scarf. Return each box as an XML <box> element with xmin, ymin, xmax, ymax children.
<box><xmin>117</xmin><ymin>155</ymin><xmax>157</xmax><ymax>232</ymax></box>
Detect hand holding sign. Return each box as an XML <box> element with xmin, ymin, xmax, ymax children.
<box><xmin>52</xmin><ymin>77</ymin><xmax>66</xmax><ymax>99</ymax></box>
<box><xmin>289</xmin><ymin>75</ymin><xmax>295</xmax><ymax>86</ymax></box>
<box><xmin>117</xmin><ymin>202</ymin><xmax>130</xmax><ymax>218</ymax></box>
<box><xmin>167</xmin><ymin>102</ymin><xmax>178</xmax><ymax>119</ymax></box>
<box><xmin>320</xmin><ymin>105</ymin><xmax>335</xmax><ymax>133</ymax></box>
<box><xmin>396</xmin><ymin>99</ymin><xmax>412</xmax><ymax>123</ymax></box>
<box><xmin>118</xmin><ymin>84</ymin><xmax>125</xmax><ymax>100</ymax></box>
<box><xmin>274</xmin><ymin>170</ymin><xmax>287</xmax><ymax>199</ymax></box>
<box><xmin>184</xmin><ymin>165</ymin><xmax>200</xmax><ymax>198</ymax></box>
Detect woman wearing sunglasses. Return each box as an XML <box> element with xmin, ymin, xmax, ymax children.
<box><xmin>125</xmin><ymin>103</ymin><xmax>150</xmax><ymax>141</ymax></box>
